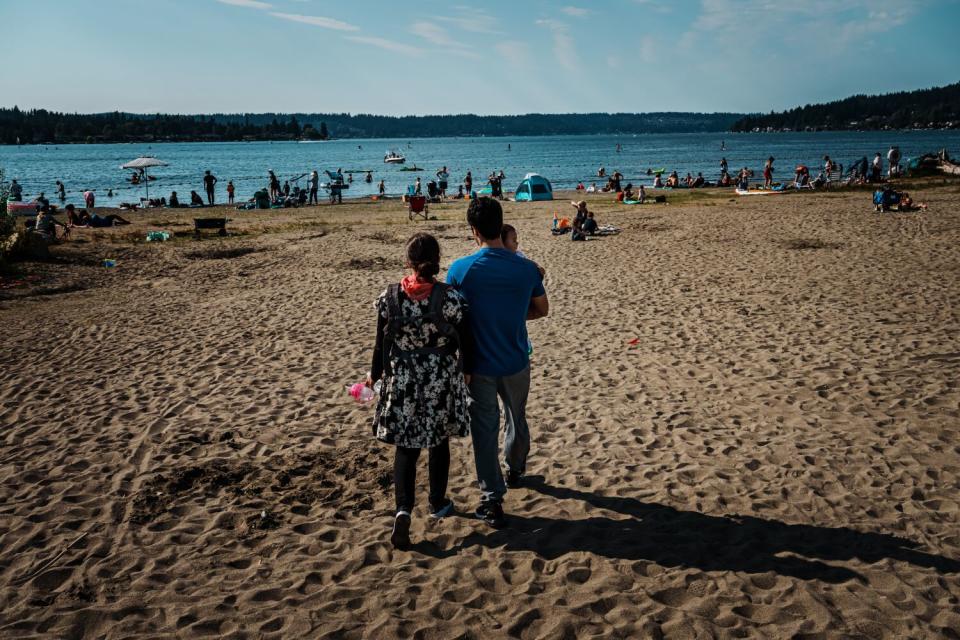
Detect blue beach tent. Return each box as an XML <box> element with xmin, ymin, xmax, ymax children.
<box><xmin>514</xmin><ymin>173</ymin><xmax>553</xmax><ymax>201</ymax></box>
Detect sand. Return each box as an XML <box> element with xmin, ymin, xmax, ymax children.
<box><xmin>1</xmin><ymin>182</ymin><xmax>959</xmax><ymax>639</ymax></box>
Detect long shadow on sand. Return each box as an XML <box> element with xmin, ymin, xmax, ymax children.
<box><xmin>456</xmin><ymin>477</ymin><xmax>960</xmax><ymax>583</ymax></box>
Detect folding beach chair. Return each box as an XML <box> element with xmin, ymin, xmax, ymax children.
<box><xmin>408</xmin><ymin>195</ymin><xmax>428</xmax><ymax>221</ymax></box>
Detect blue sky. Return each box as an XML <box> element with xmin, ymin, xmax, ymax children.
<box><xmin>1</xmin><ymin>0</ymin><xmax>958</xmax><ymax>115</ymax></box>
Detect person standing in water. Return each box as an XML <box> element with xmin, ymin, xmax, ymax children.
<box><xmin>436</xmin><ymin>166</ymin><xmax>450</xmax><ymax>199</ymax></box>
<box><xmin>203</xmin><ymin>170</ymin><xmax>217</xmax><ymax>205</ymax></box>
<box><xmin>226</xmin><ymin>180</ymin><xmax>235</xmax><ymax>204</ymax></box>
<box><xmin>378</xmin><ymin>179</ymin><xmax>386</xmax><ymax>197</ymax></box>
<box><xmin>55</xmin><ymin>180</ymin><xmax>66</xmax><ymax>201</ymax></box>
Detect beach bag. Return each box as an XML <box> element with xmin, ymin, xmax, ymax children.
<box><xmin>382</xmin><ymin>283</ymin><xmax>460</xmax><ymax>377</ymax></box>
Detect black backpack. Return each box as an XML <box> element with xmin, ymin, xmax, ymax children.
<box><xmin>382</xmin><ymin>283</ymin><xmax>460</xmax><ymax>376</ymax></box>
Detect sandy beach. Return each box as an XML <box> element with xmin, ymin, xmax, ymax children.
<box><xmin>2</xmin><ymin>182</ymin><xmax>959</xmax><ymax>638</ymax></box>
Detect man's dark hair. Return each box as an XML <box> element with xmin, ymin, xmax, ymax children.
<box><xmin>467</xmin><ymin>197</ymin><xmax>503</xmax><ymax>240</ymax></box>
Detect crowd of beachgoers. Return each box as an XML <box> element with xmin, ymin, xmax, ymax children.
<box><xmin>3</xmin><ymin>142</ymin><xmax>942</xmax><ymax>250</ymax></box>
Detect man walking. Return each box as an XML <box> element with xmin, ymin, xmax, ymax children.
<box><xmin>203</xmin><ymin>170</ymin><xmax>217</xmax><ymax>205</ymax></box>
<box><xmin>447</xmin><ymin>197</ymin><xmax>549</xmax><ymax>528</ymax></box>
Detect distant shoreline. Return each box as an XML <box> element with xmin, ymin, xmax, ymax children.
<box><xmin>4</xmin><ymin>127</ymin><xmax>960</xmax><ymax>147</ymax></box>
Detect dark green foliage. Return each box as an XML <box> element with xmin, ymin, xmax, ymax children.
<box><xmin>0</xmin><ymin>108</ymin><xmax>741</xmax><ymax>144</ymax></box>
<box><xmin>731</xmin><ymin>82</ymin><xmax>960</xmax><ymax>132</ymax></box>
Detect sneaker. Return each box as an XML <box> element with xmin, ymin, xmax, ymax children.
<box><xmin>391</xmin><ymin>511</ymin><xmax>411</xmax><ymax>550</ymax></box>
<box><xmin>506</xmin><ymin>470</ymin><xmax>523</xmax><ymax>489</ymax></box>
<box><xmin>474</xmin><ymin>501</ymin><xmax>507</xmax><ymax>529</ymax></box>
<box><xmin>429</xmin><ymin>499</ymin><xmax>455</xmax><ymax>519</ymax></box>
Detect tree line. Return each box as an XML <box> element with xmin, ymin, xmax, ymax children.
<box><xmin>731</xmin><ymin>82</ymin><xmax>960</xmax><ymax>132</ymax></box>
<box><xmin>0</xmin><ymin>109</ymin><xmax>329</xmax><ymax>144</ymax></box>
<box><xmin>0</xmin><ymin>108</ymin><xmax>740</xmax><ymax>144</ymax></box>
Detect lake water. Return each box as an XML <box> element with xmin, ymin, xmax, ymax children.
<box><xmin>2</xmin><ymin>131</ymin><xmax>958</xmax><ymax>207</ymax></box>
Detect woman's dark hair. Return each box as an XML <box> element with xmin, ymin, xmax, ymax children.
<box><xmin>406</xmin><ymin>232</ymin><xmax>441</xmax><ymax>279</ymax></box>
<box><xmin>500</xmin><ymin>223</ymin><xmax>517</xmax><ymax>243</ymax></box>
<box><xmin>467</xmin><ymin>197</ymin><xmax>503</xmax><ymax>240</ymax></box>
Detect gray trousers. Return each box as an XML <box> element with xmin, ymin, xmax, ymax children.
<box><xmin>468</xmin><ymin>366</ymin><xmax>531</xmax><ymax>503</ymax></box>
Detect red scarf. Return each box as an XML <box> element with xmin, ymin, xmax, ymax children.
<box><xmin>401</xmin><ymin>274</ymin><xmax>435</xmax><ymax>301</ymax></box>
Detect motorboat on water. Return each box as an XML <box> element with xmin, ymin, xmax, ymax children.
<box><xmin>384</xmin><ymin>150</ymin><xmax>406</xmax><ymax>164</ymax></box>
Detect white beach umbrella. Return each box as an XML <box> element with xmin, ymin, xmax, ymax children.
<box><xmin>120</xmin><ymin>156</ymin><xmax>169</xmax><ymax>200</ymax></box>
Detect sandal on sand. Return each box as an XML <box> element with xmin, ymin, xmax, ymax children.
<box><xmin>391</xmin><ymin>511</ymin><xmax>411</xmax><ymax>550</ymax></box>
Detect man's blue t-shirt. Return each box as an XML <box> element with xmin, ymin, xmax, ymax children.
<box><xmin>447</xmin><ymin>248</ymin><xmax>545</xmax><ymax>377</ymax></box>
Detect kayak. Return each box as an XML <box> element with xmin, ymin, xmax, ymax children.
<box><xmin>735</xmin><ymin>188</ymin><xmax>785</xmax><ymax>196</ymax></box>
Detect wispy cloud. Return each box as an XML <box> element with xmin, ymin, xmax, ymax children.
<box><xmin>269</xmin><ymin>12</ymin><xmax>359</xmax><ymax>31</ymax></box>
<box><xmin>561</xmin><ymin>6</ymin><xmax>589</xmax><ymax>17</ymax></box>
<box><xmin>495</xmin><ymin>41</ymin><xmax>532</xmax><ymax>67</ymax></box>
<box><xmin>410</xmin><ymin>21</ymin><xmax>480</xmax><ymax>59</ymax></box>
<box><xmin>345</xmin><ymin>35</ymin><xmax>424</xmax><ymax>56</ymax></box>
<box><xmin>217</xmin><ymin>0</ymin><xmax>272</xmax><ymax>9</ymax></box>
<box><xmin>638</xmin><ymin>35</ymin><xmax>656</xmax><ymax>64</ymax></box>
<box><xmin>685</xmin><ymin>0</ymin><xmax>916</xmax><ymax>52</ymax></box>
<box><xmin>535</xmin><ymin>19</ymin><xmax>579</xmax><ymax>72</ymax></box>
<box><xmin>437</xmin><ymin>7</ymin><xmax>503</xmax><ymax>35</ymax></box>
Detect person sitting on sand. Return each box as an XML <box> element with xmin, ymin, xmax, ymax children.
<box><xmin>898</xmin><ymin>192</ymin><xmax>928</xmax><ymax>211</ymax></box>
<box><xmin>582</xmin><ymin>210</ymin><xmax>598</xmax><ymax>236</ymax></box>
<box><xmin>586</xmin><ymin>182</ymin><xmax>597</xmax><ymax>193</ymax></box>
<box><xmin>169</xmin><ymin>191</ymin><xmax>180</xmax><ymax>207</ymax></box>
<box><xmin>665</xmin><ymin>171</ymin><xmax>679</xmax><ymax>188</ymax></box>
<box><xmin>64</xmin><ymin>204</ymin><xmax>83</xmax><ymax>226</ymax></box>
<box><xmin>622</xmin><ymin>183</ymin><xmax>634</xmax><ymax>201</ymax></box>
<box><xmin>576</xmin><ymin>182</ymin><xmax>584</xmax><ymax>191</ymax></box>
<box><xmin>693</xmin><ymin>173</ymin><xmax>705</xmax><ymax>188</ymax></box>
<box><xmin>684</xmin><ymin>173</ymin><xmax>694</xmax><ymax>187</ymax></box>
<box><xmin>10</xmin><ymin>179</ymin><xmax>23</xmax><ymax>201</ymax></box>
<box><xmin>571</xmin><ymin>200</ymin><xmax>589</xmax><ymax>241</ymax></box>
<box><xmin>719</xmin><ymin>171</ymin><xmax>732</xmax><ymax>187</ymax></box>
<box><xmin>190</xmin><ymin>191</ymin><xmax>204</xmax><ymax>206</ymax></box>
<box><xmin>33</xmin><ymin>206</ymin><xmax>68</xmax><ymax>240</ymax></box>
<box><xmin>653</xmin><ymin>173</ymin><xmax>664</xmax><ymax>188</ymax></box>
<box><xmin>738</xmin><ymin>168</ymin><xmax>751</xmax><ymax>190</ymax></box>
<box><xmin>367</xmin><ymin>232</ymin><xmax>473</xmax><ymax>550</ymax></box>
<box><xmin>794</xmin><ymin>165</ymin><xmax>810</xmax><ymax>188</ymax></box>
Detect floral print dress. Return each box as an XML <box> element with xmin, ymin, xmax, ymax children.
<box><xmin>370</xmin><ymin>284</ymin><xmax>472</xmax><ymax>448</ymax></box>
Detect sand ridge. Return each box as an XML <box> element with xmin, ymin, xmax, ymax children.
<box><xmin>1</xmin><ymin>185</ymin><xmax>959</xmax><ymax>638</ymax></box>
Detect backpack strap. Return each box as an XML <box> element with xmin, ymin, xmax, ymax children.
<box><xmin>426</xmin><ymin>284</ymin><xmax>461</xmax><ymax>365</ymax></box>
<box><xmin>382</xmin><ymin>284</ymin><xmax>402</xmax><ymax>376</ymax></box>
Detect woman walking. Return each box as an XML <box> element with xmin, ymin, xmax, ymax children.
<box><xmin>367</xmin><ymin>233</ymin><xmax>473</xmax><ymax>549</ymax></box>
